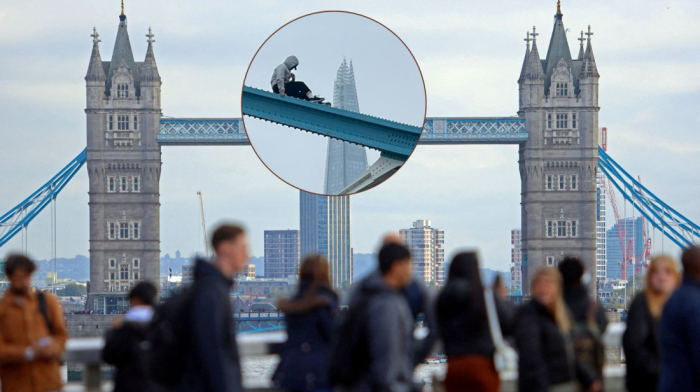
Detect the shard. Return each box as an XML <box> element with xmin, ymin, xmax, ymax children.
<box><xmin>323</xmin><ymin>58</ymin><xmax>369</xmax><ymax>195</ymax></box>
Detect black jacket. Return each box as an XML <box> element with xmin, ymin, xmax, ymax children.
<box><xmin>563</xmin><ymin>285</ymin><xmax>608</xmax><ymax>333</ymax></box>
<box><xmin>103</xmin><ymin>320</ymin><xmax>163</xmax><ymax>392</ymax></box>
<box><xmin>436</xmin><ymin>279</ymin><xmax>514</xmax><ymax>358</ymax></box>
<box><xmin>273</xmin><ymin>283</ymin><xmax>338</xmax><ymax>391</ymax></box>
<box><xmin>515</xmin><ymin>300</ymin><xmax>594</xmax><ymax>392</ymax></box>
<box><xmin>178</xmin><ymin>259</ymin><xmax>242</xmax><ymax>392</ymax></box>
<box><xmin>402</xmin><ymin>278</ymin><xmax>438</xmax><ymax>366</ymax></box>
<box><xmin>623</xmin><ymin>293</ymin><xmax>660</xmax><ymax>392</ymax></box>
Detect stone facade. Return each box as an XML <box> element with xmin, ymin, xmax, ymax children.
<box><xmin>85</xmin><ymin>13</ymin><xmax>162</xmax><ymax>310</ymax></box>
<box><xmin>518</xmin><ymin>7</ymin><xmax>600</xmax><ymax>294</ymax></box>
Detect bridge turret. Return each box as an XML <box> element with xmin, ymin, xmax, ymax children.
<box><xmin>518</xmin><ymin>27</ymin><xmax>545</xmax><ymax>113</ymax></box>
<box><xmin>85</xmin><ymin>27</ymin><xmax>106</xmax><ymax>109</ymax></box>
<box><xmin>140</xmin><ymin>27</ymin><xmax>161</xmax><ymax>109</ymax></box>
<box><xmin>578</xmin><ymin>26</ymin><xmax>600</xmax><ymax>108</ymax></box>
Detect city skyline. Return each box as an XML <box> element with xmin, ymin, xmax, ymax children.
<box><xmin>1</xmin><ymin>1</ymin><xmax>699</xmax><ymax>273</ymax></box>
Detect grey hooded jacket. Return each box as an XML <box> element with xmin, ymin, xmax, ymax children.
<box><xmin>346</xmin><ymin>269</ymin><xmax>416</xmax><ymax>392</ymax></box>
<box><xmin>270</xmin><ymin>56</ymin><xmax>299</xmax><ymax>95</ymax></box>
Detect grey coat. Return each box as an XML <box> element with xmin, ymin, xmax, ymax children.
<box><xmin>270</xmin><ymin>55</ymin><xmax>299</xmax><ymax>95</ymax></box>
<box><xmin>347</xmin><ymin>270</ymin><xmax>416</xmax><ymax>392</ymax></box>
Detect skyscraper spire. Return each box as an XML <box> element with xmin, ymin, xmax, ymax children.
<box><xmin>579</xmin><ymin>25</ymin><xmax>600</xmax><ymax>78</ymax></box>
<box><xmin>557</xmin><ymin>0</ymin><xmax>561</xmax><ymax>15</ymax></box>
<box><xmin>86</xmin><ymin>27</ymin><xmax>106</xmax><ymax>82</ymax></box>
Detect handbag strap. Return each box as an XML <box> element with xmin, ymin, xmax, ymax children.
<box><xmin>484</xmin><ymin>287</ymin><xmax>505</xmax><ymax>349</ymax></box>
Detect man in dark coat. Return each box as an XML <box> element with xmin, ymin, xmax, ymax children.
<box><xmin>659</xmin><ymin>246</ymin><xmax>700</xmax><ymax>392</ymax></box>
<box><xmin>103</xmin><ymin>281</ymin><xmax>161</xmax><ymax>392</ymax></box>
<box><xmin>177</xmin><ymin>224</ymin><xmax>249</xmax><ymax>392</ymax></box>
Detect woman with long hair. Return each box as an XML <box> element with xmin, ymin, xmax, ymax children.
<box><xmin>272</xmin><ymin>254</ymin><xmax>338</xmax><ymax>392</ymax></box>
<box><xmin>436</xmin><ymin>252</ymin><xmax>513</xmax><ymax>392</ymax></box>
<box><xmin>515</xmin><ymin>267</ymin><xmax>600</xmax><ymax>392</ymax></box>
<box><xmin>623</xmin><ymin>256</ymin><xmax>680</xmax><ymax>392</ymax></box>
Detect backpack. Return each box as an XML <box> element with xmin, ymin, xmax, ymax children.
<box><xmin>328</xmin><ymin>291</ymin><xmax>377</xmax><ymax>388</ymax></box>
<box><xmin>37</xmin><ymin>292</ymin><xmax>53</xmax><ymax>334</ymax></box>
<box><xmin>571</xmin><ymin>301</ymin><xmax>605</xmax><ymax>379</ymax></box>
<box><xmin>146</xmin><ymin>285</ymin><xmax>196</xmax><ymax>387</ymax></box>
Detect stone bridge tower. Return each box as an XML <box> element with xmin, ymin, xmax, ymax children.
<box><xmin>518</xmin><ymin>3</ymin><xmax>600</xmax><ymax>294</ymax></box>
<box><xmin>85</xmin><ymin>8</ymin><xmax>162</xmax><ymax>311</ymax></box>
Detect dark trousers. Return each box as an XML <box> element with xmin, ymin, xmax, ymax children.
<box><xmin>273</xmin><ymin>81</ymin><xmax>311</xmax><ymax>100</ymax></box>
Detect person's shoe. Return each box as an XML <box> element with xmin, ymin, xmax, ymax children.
<box><xmin>323</xmin><ymin>102</ymin><xmax>332</xmax><ymax>107</ymax></box>
<box><xmin>309</xmin><ymin>95</ymin><xmax>325</xmax><ymax>103</ymax></box>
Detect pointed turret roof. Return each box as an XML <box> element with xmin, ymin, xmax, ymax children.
<box><xmin>86</xmin><ymin>27</ymin><xmax>106</xmax><ymax>82</ymax></box>
<box><xmin>543</xmin><ymin>5</ymin><xmax>573</xmax><ymax>90</ymax></box>
<box><xmin>141</xmin><ymin>27</ymin><xmax>160</xmax><ymax>82</ymax></box>
<box><xmin>525</xmin><ymin>39</ymin><xmax>545</xmax><ymax>80</ymax></box>
<box><xmin>106</xmin><ymin>12</ymin><xmax>139</xmax><ymax>94</ymax></box>
<box><xmin>579</xmin><ymin>26</ymin><xmax>599</xmax><ymax>78</ymax></box>
<box><xmin>518</xmin><ymin>32</ymin><xmax>532</xmax><ymax>83</ymax></box>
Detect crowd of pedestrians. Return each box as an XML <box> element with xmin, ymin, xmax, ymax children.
<box><xmin>1</xmin><ymin>224</ymin><xmax>700</xmax><ymax>392</ymax></box>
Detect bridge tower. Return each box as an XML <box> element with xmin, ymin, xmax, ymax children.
<box><xmin>518</xmin><ymin>3</ymin><xmax>600</xmax><ymax>294</ymax></box>
<box><xmin>85</xmin><ymin>8</ymin><xmax>162</xmax><ymax>311</ymax></box>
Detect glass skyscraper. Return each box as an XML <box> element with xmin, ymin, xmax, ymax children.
<box><xmin>299</xmin><ymin>58</ymin><xmax>366</xmax><ymax>288</ymax></box>
<box><xmin>324</xmin><ymin>58</ymin><xmax>369</xmax><ymax>195</ymax></box>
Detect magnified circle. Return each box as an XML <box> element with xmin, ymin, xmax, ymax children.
<box><xmin>241</xmin><ymin>11</ymin><xmax>426</xmax><ymax>196</ymax></box>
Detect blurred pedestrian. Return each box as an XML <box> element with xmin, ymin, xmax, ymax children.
<box><xmin>558</xmin><ymin>257</ymin><xmax>607</xmax><ymax>384</ymax></box>
<box><xmin>382</xmin><ymin>232</ymin><xmax>438</xmax><ymax>367</ymax></box>
<box><xmin>103</xmin><ymin>281</ymin><xmax>162</xmax><ymax>392</ymax></box>
<box><xmin>659</xmin><ymin>246</ymin><xmax>700</xmax><ymax>392</ymax></box>
<box><xmin>152</xmin><ymin>224</ymin><xmax>248</xmax><ymax>392</ymax></box>
<box><xmin>273</xmin><ymin>254</ymin><xmax>338</xmax><ymax>392</ymax></box>
<box><xmin>623</xmin><ymin>256</ymin><xmax>680</xmax><ymax>392</ymax></box>
<box><xmin>436</xmin><ymin>252</ymin><xmax>514</xmax><ymax>392</ymax></box>
<box><xmin>329</xmin><ymin>243</ymin><xmax>416</xmax><ymax>391</ymax></box>
<box><xmin>515</xmin><ymin>267</ymin><xmax>600</xmax><ymax>392</ymax></box>
<box><xmin>0</xmin><ymin>254</ymin><xmax>68</xmax><ymax>392</ymax></box>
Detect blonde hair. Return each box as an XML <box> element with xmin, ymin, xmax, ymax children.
<box><xmin>644</xmin><ymin>255</ymin><xmax>680</xmax><ymax>318</ymax></box>
<box><xmin>532</xmin><ymin>267</ymin><xmax>571</xmax><ymax>333</ymax></box>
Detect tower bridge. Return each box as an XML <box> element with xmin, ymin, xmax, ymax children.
<box><xmin>1</xmin><ymin>4</ymin><xmax>698</xmax><ymax>310</ymax></box>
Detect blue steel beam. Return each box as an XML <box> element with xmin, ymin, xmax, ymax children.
<box><xmin>157</xmin><ymin>118</ymin><xmax>247</xmax><ymax>145</ymax></box>
<box><xmin>158</xmin><ymin>117</ymin><xmax>528</xmax><ymax>146</ymax></box>
<box><xmin>241</xmin><ymin>86</ymin><xmax>422</xmax><ymax>160</ymax></box>
<box><xmin>599</xmin><ymin>147</ymin><xmax>698</xmax><ymax>249</ymax></box>
<box><xmin>0</xmin><ymin>149</ymin><xmax>87</xmax><ymax>248</ymax></box>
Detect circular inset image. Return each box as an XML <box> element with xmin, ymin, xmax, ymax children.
<box><xmin>242</xmin><ymin>11</ymin><xmax>426</xmax><ymax>196</ymax></box>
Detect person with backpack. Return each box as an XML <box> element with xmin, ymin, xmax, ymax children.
<box><xmin>515</xmin><ymin>267</ymin><xmax>600</xmax><ymax>392</ymax></box>
<box><xmin>329</xmin><ymin>243</ymin><xmax>416</xmax><ymax>392</ymax></box>
<box><xmin>151</xmin><ymin>224</ymin><xmax>249</xmax><ymax>392</ymax></box>
<box><xmin>558</xmin><ymin>256</ymin><xmax>608</xmax><ymax>386</ymax></box>
<box><xmin>623</xmin><ymin>255</ymin><xmax>680</xmax><ymax>392</ymax></box>
<box><xmin>0</xmin><ymin>254</ymin><xmax>68</xmax><ymax>392</ymax></box>
<box><xmin>103</xmin><ymin>281</ymin><xmax>162</xmax><ymax>392</ymax></box>
<box><xmin>272</xmin><ymin>254</ymin><xmax>338</xmax><ymax>392</ymax></box>
<box><xmin>435</xmin><ymin>252</ymin><xmax>514</xmax><ymax>392</ymax></box>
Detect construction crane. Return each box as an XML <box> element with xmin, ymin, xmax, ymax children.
<box><xmin>197</xmin><ymin>191</ymin><xmax>209</xmax><ymax>258</ymax></box>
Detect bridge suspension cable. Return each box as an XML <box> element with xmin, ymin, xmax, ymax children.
<box><xmin>599</xmin><ymin>147</ymin><xmax>699</xmax><ymax>249</ymax></box>
<box><xmin>0</xmin><ymin>149</ymin><xmax>87</xmax><ymax>249</ymax></box>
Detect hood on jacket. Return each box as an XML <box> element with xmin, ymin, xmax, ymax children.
<box><xmin>194</xmin><ymin>258</ymin><xmax>234</xmax><ymax>288</ymax></box>
<box><xmin>283</xmin><ymin>55</ymin><xmax>299</xmax><ymax>70</ymax></box>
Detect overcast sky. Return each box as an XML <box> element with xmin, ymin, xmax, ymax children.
<box><xmin>1</xmin><ymin>1</ymin><xmax>699</xmax><ymax>272</ymax></box>
<box><xmin>243</xmin><ymin>11</ymin><xmax>425</xmax><ymax>194</ymax></box>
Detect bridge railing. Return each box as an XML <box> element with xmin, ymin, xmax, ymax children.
<box><xmin>63</xmin><ymin>323</ymin><xmax>627</xmax><ymax>392</ymax></box>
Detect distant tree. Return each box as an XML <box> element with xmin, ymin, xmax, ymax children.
<box><xmin>57</xmin><ymin>283</ymin><xmax>86</xmax><ymax>297</ymax></box>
